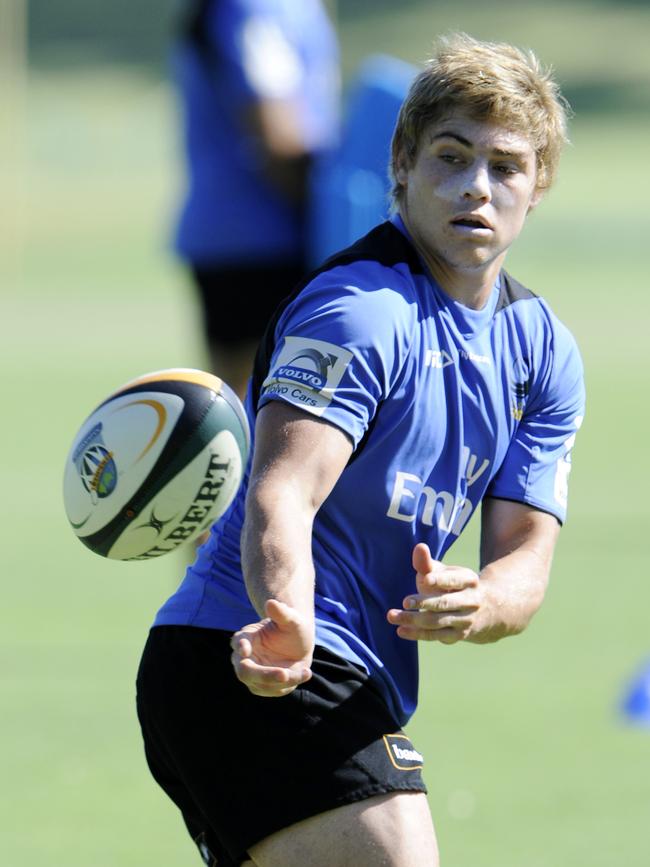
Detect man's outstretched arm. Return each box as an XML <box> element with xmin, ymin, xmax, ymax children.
<box><xmin>232</xmin><ymin>401</ymin><xmax>353</xmax><ymax>696</ymax></box>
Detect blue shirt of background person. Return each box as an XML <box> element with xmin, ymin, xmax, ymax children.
<box><xmin>173</xmin><ymin>0</ymin><xmax>340</xmax><ymax>267</ymax></box>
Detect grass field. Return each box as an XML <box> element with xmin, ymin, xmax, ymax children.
<box><xmin>3</xmin><ymin>9</ymin><xmax>650</xmax><ymax>864</ymax></box>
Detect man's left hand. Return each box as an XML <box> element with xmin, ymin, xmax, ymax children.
<box><xmin>386</xmin><ymin>542</ymin><xmax>483</xmax><ymax>644</ymax></box>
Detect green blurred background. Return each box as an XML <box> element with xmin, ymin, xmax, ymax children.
<box><xmin>2</xmin><ymin>1</ymin><xmax>649</xmax><ymax>864</ymax></box>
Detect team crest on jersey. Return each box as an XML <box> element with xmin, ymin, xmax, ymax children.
<box><xmin>383</xmin><ymin>734</ymin><xmax>424</xmax><ymax>770</ymax></box>
<box><xmin>511</xmin><ymin>356</ymin><xmax>532</xmax><ymax>421</ymax></box>
<box><xmin>72</xmin><ymin>423</ymin><xmax>117</xmax><ymax>501</ymax></box>
<box><xmin>262</xmin><ymin>336</ymin><xmax>353</xmax><ymax>415</ymax></box>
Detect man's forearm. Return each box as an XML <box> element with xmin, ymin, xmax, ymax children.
<box><xmin>241</xmin><ymin>478</ymin><xmax>316</xmax><ymax>624</ymax></box>
<box><xmin>468</xmin><ymin>547</ymin><xmax>551</xmax><ymax>644</ymax></box>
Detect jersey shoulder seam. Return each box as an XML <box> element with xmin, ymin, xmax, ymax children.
<box><xmin>495</xmin><ymin>270</ymin><xmax>539</xmax><ymax>314</ymax></box>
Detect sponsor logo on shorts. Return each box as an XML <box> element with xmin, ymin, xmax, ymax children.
<box><xmin>73</xmin><ymin>422</ymin><xmax>118</xmax><ymax>501</ymax></box>
<box><xmin>383</xmin><ymin>734</ymin><xmax>424</xmax><ymax>770</ymax></box>
<box><xmin>262</xmin><ymin>336</ymin><xmax>353</xmax><ymax>416</ymax></box>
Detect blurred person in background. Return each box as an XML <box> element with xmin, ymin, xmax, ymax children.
<box><xmin>172</xmin><ymin>0</ymin><xmax>340</xmax><ymax>398</ymax></box>
<box><xmin>139</xmin><ymin>33</ymin><xmax>585</xmax><ymax>867</ymax></box>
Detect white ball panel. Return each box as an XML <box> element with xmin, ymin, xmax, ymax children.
<box><xmin>107</xmin><ymin>429</ymin><xmax>244</xmax><ymax>560</ymax></box>
<box><xmin>63</xmin><ymin>392</ymin><xmax>184</xmax><ymax>535</ymax></box>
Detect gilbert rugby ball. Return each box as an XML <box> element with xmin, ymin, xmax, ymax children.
<box><xmin>63</xmin><ymin>368</ymin><xmax>250</xmax><ymax>560</ymax></box>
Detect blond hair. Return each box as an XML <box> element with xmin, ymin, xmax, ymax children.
<box><xmin>390</xmin><ymin>33</ymin><xmax>570</xmax><ymax>204</ymax></box>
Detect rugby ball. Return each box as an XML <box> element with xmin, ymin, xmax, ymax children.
<box><xmin>63</xmin><ymin>368</ymin><xmax>250</xmax><ymax>560</ymax></box>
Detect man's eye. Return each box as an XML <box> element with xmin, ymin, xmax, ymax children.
<box><xmin>494</xmin><ymin>164</ymin><xmax>518</xmax><ymax>175</ymax></box>
<box><xmin>439</xmin><ymin>153</ymin><xmax>461</xmax><ymax>164</ymax></box>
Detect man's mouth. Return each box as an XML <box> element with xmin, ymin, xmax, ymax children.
<box><xmin>451</xmin><ymin>215</ymin><xmax>493</xmax><ymax>230</ymax></box>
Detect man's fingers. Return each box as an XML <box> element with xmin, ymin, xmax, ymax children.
<box><xmin>395</xmin><ymin>624</ymin><xmax>465</xmax><ymax>644</ymax></box>
<box><xmin>265</xmin><ymin>598</ymin><xmax>298</xmax><ymax>626</ymax></box>
<box><xmin>417</xmin><ymin>565</ymin><xmax>479</xmax><ymax>594</ymax></box>
<box><xmin>387</xmin><ymin>607</ymin><xmax>475</xmax><ymax>630</ymax></box>
<box><xmin>412</xmin><ymin>543</ymin><xmax>453</xmax><ymax>595</ymax></box>
<box><xmin>230</xmin><ymin>605</ymin><xmax>314</xmax><ymax>700</ymax></box>
<box><xmin>402</xmin><ymin>591</ymin><xmax>479</xmax><ymax>612</ymax></box>
<box><xmin>412</xmin><ymin>542</ymin><xmax>438</xmax><ymax>576</ymax></box>
<box><xmin>230</xmin><ymin>634</ymin><xmax>253</xmax><ymax>657</ymax></box>
<box><xmin>389</xmin><ymin>549</ymin><xmax>482</xmax><ymax>644</ymax></box>
<box><xmin>247</xmin><ymin>682</ymin><xmax>303</xmax><ymax>698</ymax></box>
<box><xmin>232</xmin><ymin>653</ymin><xmax>312</xmax><ymax>696</ymax></box>
<box><xmin>233</xmin><ymin>654</ymin><xmax>311</xmax><ymax>683</ymax></box>
<box><xmin>236</xmin><ymin>657</ymin><xmax>290</xmax><ymax>683</ymax></box>
<box><xmin>412</xmin><ymin>544</ymin><xmax>480</xmax><ymax>593</ymax></box>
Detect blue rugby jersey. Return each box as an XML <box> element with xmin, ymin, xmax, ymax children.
<box><xmin>154</xmin><ymin>216</ymin><xmax>585</xmax><ymax>725</ymax></box>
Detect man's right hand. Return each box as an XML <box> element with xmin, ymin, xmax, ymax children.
<box><xmin>230</xmin><ymin>599</ymin><xmax>314</xmax><ymax>697</ymax></box>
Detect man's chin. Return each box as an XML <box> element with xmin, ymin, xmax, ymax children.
<box><xmin>443</xmin><ymin>249</ymin><xmax>504</xmax><ymax>274</ymax></box>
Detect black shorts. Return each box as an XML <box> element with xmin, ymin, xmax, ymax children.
<box><xmin>136</xmin><ymin>626</ymin><xmax>427</xmax><ymax>867</ymax></box>
<box><xmin>191</xmin><ymin>262</ymin><xmax>305</xmax><ymax>344</ymax></box>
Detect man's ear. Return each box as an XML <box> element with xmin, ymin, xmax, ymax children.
<box><xmin>527</xmin><ymin>187</ymin><xmax>545</xmax><ymax>214</ymax></box>
<box><xmin>394</xmin><ymin>149</ymin><xmax>410</xmax><ymax>187</ymax></box>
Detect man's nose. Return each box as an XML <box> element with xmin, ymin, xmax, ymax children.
<box><xmin>461</xmin><ymin>161</ymin><xmax>491</xmax><ymax>201</ymax></box>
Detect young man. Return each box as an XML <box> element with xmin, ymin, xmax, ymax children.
<box><xmin>137</xmin><ymin>34</ymin><xmax>585</xmax><ymax>867</ymax></box>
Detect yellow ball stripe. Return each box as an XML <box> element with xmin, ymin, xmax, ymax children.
<box><xmin>109</xmin><ymin>368</ymin><xmax>223</xmax><ymax>398</ymax></box>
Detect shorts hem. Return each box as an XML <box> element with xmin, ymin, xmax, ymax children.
<box><xmin>241</xmin><ymin>782</ymin><xmax>428</xmax><ymax>855</ymax></box>
<box><xmin>332</xmin><ymin>781</ymin><xmax>429</xmax><ymax>807</ymax></box>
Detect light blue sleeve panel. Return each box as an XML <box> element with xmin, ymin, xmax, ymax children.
<box><xmin>257</xmin><ymin>262</ymin><xmax>417</xmax><ymax>448</ymax></box>
<box><xmin>487</xmin><ymin>309</ymin><xmax>586</xmax><ymax>523</ymax></box>
<box><xmin>205</xmin><ymin>0</ymin><xmax>307</xmax><ymax>104</ymax></box>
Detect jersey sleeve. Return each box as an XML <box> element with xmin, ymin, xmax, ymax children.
<box><xmin>257</xmin><ymin>264</ymin><xmax>415</xmax><ymax>448</ymax></box>
<box><xmin>206</xmin><ymin>0</ymin><xmax>305</xmax><ymax>103</ymax></box>
<box><xmin>486</xmin><ymin>317</ymin><xmax>586</xmax><ymax>523</ymax></box>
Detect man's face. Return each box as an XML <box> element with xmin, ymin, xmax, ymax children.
<box><xmin>396</xmin><ymin>112</ymin><xmax>542</xmax><ymax>278</ymax></box>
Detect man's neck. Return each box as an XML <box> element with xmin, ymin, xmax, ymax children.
<box><xmin>418</xmin><ymin>246</ymin><xmax>504</xmax><ymax>310</ymax></box>
<box><xmin>397</xmin><ymin>212</ymin><xmax>505</xmax><ymax>309</ymax></box>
